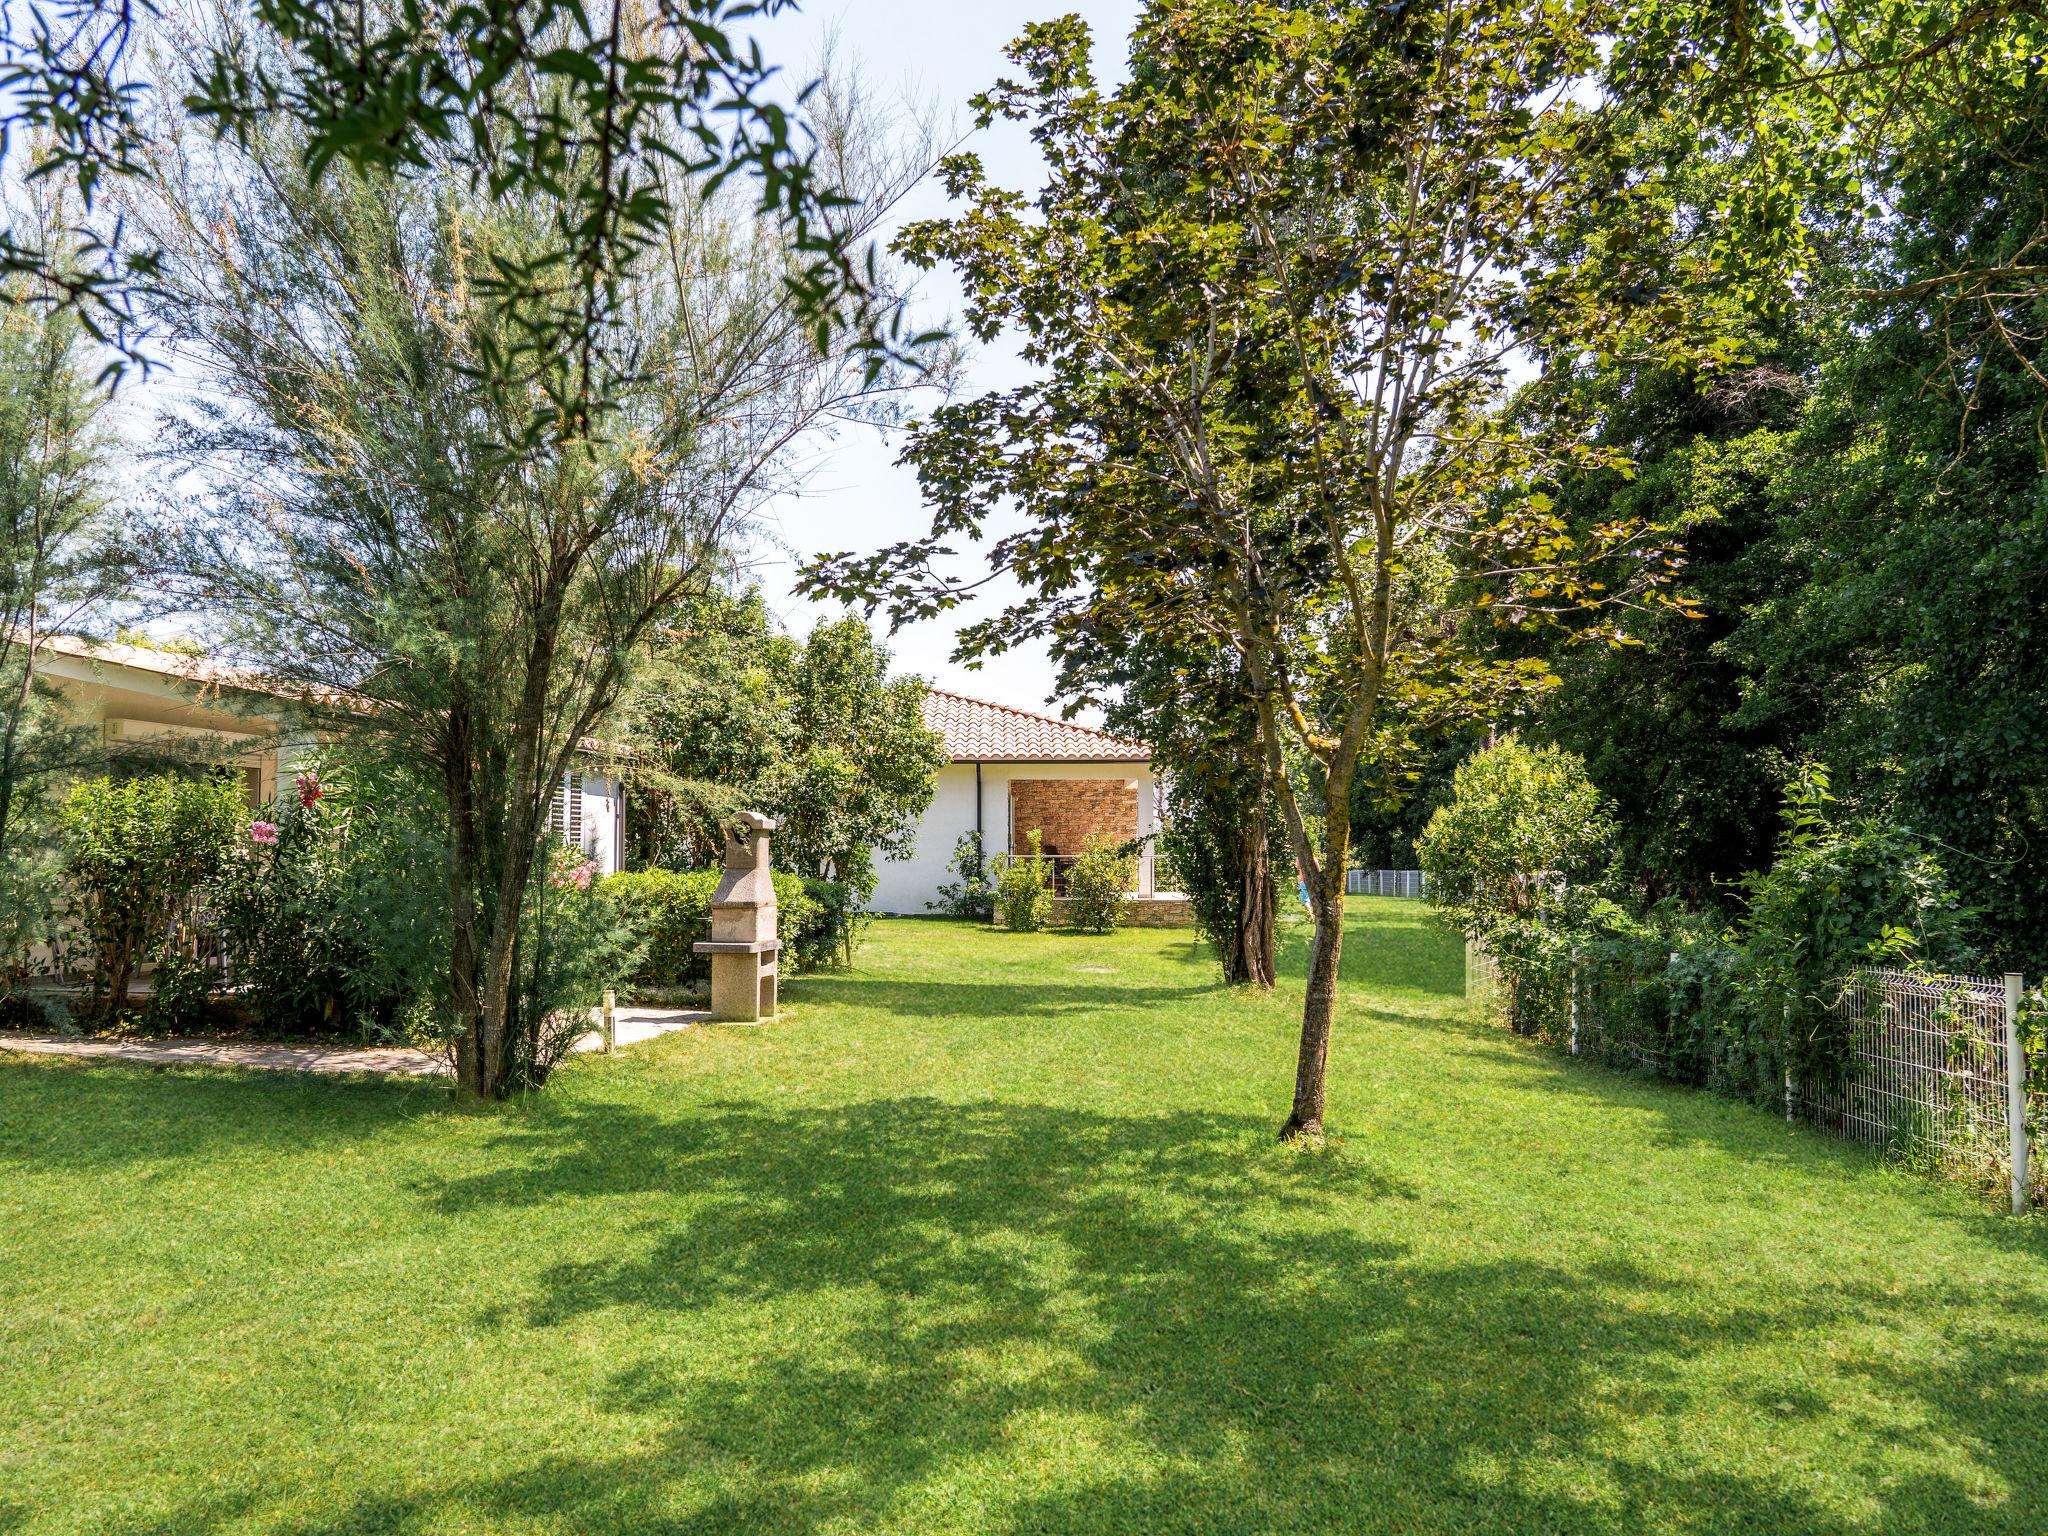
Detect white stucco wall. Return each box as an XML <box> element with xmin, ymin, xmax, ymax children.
<box><xmin>577</xmin><ymin>771</ymin><xmax>625</xmax><ymax>875</ymax></box>
<box><xmin>869</xmin><ymin>759</ymin><xmax>1158</xmax><ymax>915</ymax></box>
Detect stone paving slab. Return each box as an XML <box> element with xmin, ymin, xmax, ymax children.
<box><xmin>579</xmin><ymin>1006</ymin><xmax>709</xmax><ymax>1051</ymax></box>
<box><xmin>0</xmin><ymin>1005</ymin><xmax>707</xmax><ymax>1078</ymax></box>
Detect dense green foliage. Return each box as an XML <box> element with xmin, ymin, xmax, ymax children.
<box><xmin>600</xmin><ymin>868</ymin><xmax>858</xmax><ymax>993</ymax></box>
<box><xmin>8</xmin><ymin>907</ymin><xmax>2048</xmax><ymax>1534</ymax></box>
<box><xmin>1431</xmin><ymin>747</ymin><xmax>1978</xmax><ymax>1110</ymax></box>
<box><xmin>210</xmin><ymin>762</ymin><xmax>449</xmax><ymax>1040</ymax></box>
<box><xmin>626</xmin><ymin>599</ymin><xmax>945</xmax><ymax>899</ymax></box>
<box><xmin>992</xmin><ymin>833</ymin><xmax>1054</xmax><ymax>934</ymax></box>
<box><xmin>0</xmin><ymin>288</ymin><xmax>127</xmax><ymax>983</ymax></box>
<box><xmin>1521</xmin><ymin>79</ymin><xmax>2048</xmax><ymax>970</ymax></box>
<box><xmin>56</xmin><ymin>773</ymin><xmax>243</xmax><ymax>1024</ymax></box>
<box><xmin>1064</xmin><ymin>837</ymin><xmax>1138</xmax><ymax>936</ymax></box>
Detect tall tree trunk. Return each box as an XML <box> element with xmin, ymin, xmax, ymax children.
<box><xmin>1279</xmin><ymin>795</ymin><xmax>1351</xmax><ymax>1142</ymax></box>
<box><xmin>1281</xmin><ymin>885</ymin><xmax>1345</xmax><ymax>1141</ymax></box>
<box><xmin>1231</xmin><ymin>816</ymin><xmax>1276</xmax><ymax>989</ymax></box>
<box><xmin>445</xmin><ymin>717</ymin><xmax>488</xmax><ymax>1099</ymax></box>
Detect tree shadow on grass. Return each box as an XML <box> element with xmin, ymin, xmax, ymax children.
<box><xmin>0</xmin><ymin>1055</ymin><xmax>451</xmax><ymax>1173</ymax></box>
<box><xmin>326</xmin><ymin>1095</ymin><xmax>2048</xmax><ymax>1536</ymax></box>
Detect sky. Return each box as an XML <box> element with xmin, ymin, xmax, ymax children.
<box><xmin>740</xmin><ymin>1</ymin><xmax>1145</xmax><ymax>716</ymax></box>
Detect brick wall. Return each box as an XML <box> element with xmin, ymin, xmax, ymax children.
<box><xmin>1009</xmin><ymin>778</ymin><xmax>1139</xmax><ymax>856</ymax></box>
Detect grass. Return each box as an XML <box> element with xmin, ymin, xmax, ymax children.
<box><xmin>4</xmin><ymin>899</ymin><xmax>2047</xmax><ymax>1535</ymax></box>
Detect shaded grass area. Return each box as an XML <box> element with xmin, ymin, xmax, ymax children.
<box><xmin>4</xmin><ymin>899</ymin><xmax>2046</xmax><ymax>1534</ymax></box>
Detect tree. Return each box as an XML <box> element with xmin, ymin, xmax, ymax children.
<box><xmin>0</xmin><ymin>241</ymin><xmax>130</xmax><ymax>969</ymax></box>
<box><xmin>767</xmin><ymin>616</ymin><xmax>946</xmax><ymax>896</ymax></box>
<box><xmin>1472</xmin><ymin>61</ymin><xmax>2048</xmax><ymax>968</ymax></box>
<box><xmin>1520</xmin><ymin>346</ymin><xmax>1815</xmax><ymax>908</ymax></box>
<box><xmin>1720</xmin><ymin>87</ymin><xmax>2048</xmax><ymax>972</ymax></box>
<box><xmin>618</xmin><ymin>589</ymin><xmax>796</xmax><ymax>869</ymax></box>
<box><xmin>626</xmin><ymin>601</ymin><xmax>946</xmax><ymax>896</ymax></box>
<box><xmin>138</xmin><ymin>40</ymin><xmax>934</xmax><ymax>1098</ymax></box>
<box><xmin>1103</xmin><ymin>638</ymin><xmax>1277</xmax><ymax>988</ymax></box>
<box><xmin>0</xmin><ymin>0</ymin><xmax>920</xmax><ymax>410</ymax></box>
<box><xmin>811</xmin><ymin>3</ymin><xmax>1766</xmax><ymax>1140</ymax></box>
<box><xmin>1416</xmin><ymin>736</ymin><xmax>1613</xmax><ymax>940</ymax></box>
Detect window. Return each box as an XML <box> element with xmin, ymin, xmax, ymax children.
<box><xmin>548</xmin><ymin>771</ymin><xmax>585</xmax><ymax>849</ymax></box>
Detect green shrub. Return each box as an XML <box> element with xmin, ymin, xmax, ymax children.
<box><xmin>142</xmin><ymin>953</ymin><xmax>216</xmax><ymax>1034</ymax></box>
<box><xmin>512</xmin><ymin>843</ymin><xmax>648</xmax><ymax>1079</ymax></box>
<box><xmin>1418</xmin><ymin>737</ymin><xmax>1614</xmax><ymax>1036</ymax></box>
<box><xmin>793</xmin><ymin>876</ymin><xmax>865</xmax><ymax>969</ymax></box>
<box><xmin>992</xmin><ymin>832</ymin><xmax>1054</xmax><ymax>933</ymax></box>
<box><xmin>59</xmin><ymin>773</ymin><xmax>244</xmax><ymax>1027</ymax></box>
<box><xmin>1730</xmin><ymin>759</ymin><xmax>1972</xmax><ymax>1098</ymax></box>
<box><xmin>1065</xmin><ymin>836</ymin><xmax>1136</xmax><ymax>934</ymax></box>
<box><xmin>929</xmin><ymin>832</ymin><xmax>994</xmax><ymax>920</ymax></box>
<box><xmin>603</xmin><ymin>869</ymin><xmax>717</xmax><ymax>988</ymax></box>
<box><xmin>602</xmin><ymin>867</ymin><xmax>853</xmax><ymax>990</ymax></box>
<box><xmin>210</xmin><ymin>756</ymin><xmax>449</xmax><ymax>1040</ymax></box>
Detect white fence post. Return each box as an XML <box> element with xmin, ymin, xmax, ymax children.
<box><xmin>2006</xmin><ymin>973</ymin><xmax>2028</xmax><ymax>1216</ymax></box>
<box><xmin>1568</xmin><ymin>948</ymin><xmax>1579</xmax><ymax>1057</ymax></box>
<box><xmin>1782</xmin><ymin>1001</ymin><xmax>1795</xmax><ymax>1124</ymax></box>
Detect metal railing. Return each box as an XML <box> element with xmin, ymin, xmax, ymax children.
<box><xmin>1348</xmin><ymin>868</ymin><xmax>1428</xmax><ymax>898</ymax></box>
<box><xmin>998</xmin><ymin>852</ymin><xmax>1169</xmax><ymax>898</ymax></box>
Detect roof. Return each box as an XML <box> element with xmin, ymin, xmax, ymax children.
<box><xmin>31</xmin><ymin>631</ymin><xmax>617</xmax><ymax>757</ymax></box>
<box><xmin>922</xmin><ymin>688</ymin><xmax>1150</xmax><ymax>763</ymax></box>
<box><xmin>31</xmin><ymin>632</ymin><xmax>285</xmax><ymax>697</ymax></box>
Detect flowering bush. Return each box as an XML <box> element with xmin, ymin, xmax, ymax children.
<box><xmin>550</xmin><ymin>849</ymin><xmax>598</xmax><ymax>892</ymax></box>
<box><xmin>211</xmin><ymin>754</ymin><xmax>448</xmax><ymax>1040</ymax></box>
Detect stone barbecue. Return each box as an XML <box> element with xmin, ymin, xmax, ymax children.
<box><xmin>692</xmin><ymin>811</ymin><xmax>780</xmax><ymax>1021</ymax></box>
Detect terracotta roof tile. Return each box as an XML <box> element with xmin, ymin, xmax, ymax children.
<box><xmin>922</xmin><ymin>688</ymin><xmax>1150</xmax><ymax>763</ymax></box>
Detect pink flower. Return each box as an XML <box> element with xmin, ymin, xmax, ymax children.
<box><xmin>294</xmin><ymin>771</ymin><xmax>324</xmax><ymax>807</ymax></box>
<box><xmin>249</xmin><ymin>820</ymin><xmax>279</xmax><ymax>846</ymax></box>
<box><xmin>551</xmin><ymin>855</ymin><xmax>597</xmax><ymax>891</ymax></box>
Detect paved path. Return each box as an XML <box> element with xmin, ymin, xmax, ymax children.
<box><xmin>0</xmin><ymin>1034</ymin><xmax>451</xmax><ymax>1076</ymax></box>
<box><xmin>0</xmin><ymin>1005</ymin><xmax>707</xmax><ymax>1078</ymax></box>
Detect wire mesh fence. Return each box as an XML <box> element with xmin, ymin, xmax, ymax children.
<box><xmin>1467</xmin><ymin>936</ymin><xmax>2040</xmax><ymax>1209</ymax></box>
<box><xmin>1348</xmin><ymin>868</ymin><xmax>1427</xmax><ymax>898</ymax></box>
<box><xmin>1799</xmin><ymin>969</ymin><xmax>2036</xmax><ymax>1201</ymax></box>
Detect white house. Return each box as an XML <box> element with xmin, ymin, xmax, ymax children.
<box><xmin>29</xmin><ymin>635</ymin><xmax>628</xmax><ymax>875</ymax></box>
<box><xmin>870</xmin><ymin>688</ymin><xmax>1180</xmax><ymax>917</ymax></box>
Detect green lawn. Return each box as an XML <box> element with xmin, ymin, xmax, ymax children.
<box><xmin>4</xmin><ymin>902</ymin><xmax>2046</xmax><ymax>1535</ymax></box>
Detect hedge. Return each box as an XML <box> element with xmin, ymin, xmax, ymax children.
<box><xmin>601</xmin><ymin>869</ymin><xmax>861</xmax><ymax>988</ymax></box>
